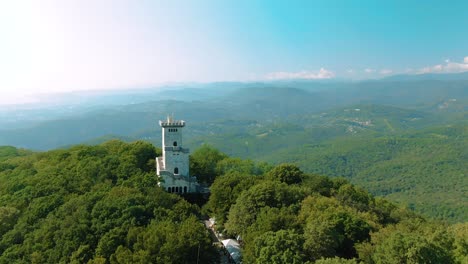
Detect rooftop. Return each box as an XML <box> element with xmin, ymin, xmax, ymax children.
<box><xmin>159</xmin><ymin>115</ymin><xmax>186</xmax><ymax>127</ymax></box>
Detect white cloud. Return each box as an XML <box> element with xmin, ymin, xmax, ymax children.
<box><xmin>379</xmin><ymin>69</ymin><xmax>393</xmax><ymax>75</ymax></box>
<box><xmin>364</xmin><ymin>68</ymin><xmax>375</xmax><ymax>73</ymax></box>
<box><xmin>346</xmin><ymin>69</ymin><xmax>354</xmax><ymax>73</ymax></box>
<box><xmin>417</xmin><ymin>57</ymin><xmax>468</xmax><ymax>74</ymax></box>
<box><xmin>265</xmin><ymin>68</ymin><xmax>335</xmax><ymax>80</ymax></box>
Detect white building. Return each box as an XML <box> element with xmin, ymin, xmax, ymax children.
<box><xmin>156</xmin><ymin>116</ymin><xmax>199</xmax><ymax>193</ymax></box>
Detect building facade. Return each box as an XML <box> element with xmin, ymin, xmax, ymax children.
<box><xmin>156</xmin><ymin>116</ymin><xmax>199</xmax><ymax>193</ymax></box>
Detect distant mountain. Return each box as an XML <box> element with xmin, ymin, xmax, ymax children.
<box><xmin>0</xmin><ymin>81</ymin><xmax>466</xmax><ymax>222</ymax></box>
<box><xmin>383</xmin><ymin>71</ymin><xmax>468</xmax><ymax>81</ymax></box>
<box><xmin>1</xmin><ymin>79</ymin><xmax>467</xmax><ymax>150</ymax></box>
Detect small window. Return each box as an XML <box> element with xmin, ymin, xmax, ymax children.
<box><xmin>173</xmin><ymin>141</ymin><xmax>177</xmax><ymax>147</ymax></box>
<box><xmin>184</xmin><ymin>186</ymin><xmax>187</xmax><ymax>193</ymax></box>
<box><xmin>174</xmin><ymin>167</ymin><xmax>179</xmax><ymax>174</ymax></box>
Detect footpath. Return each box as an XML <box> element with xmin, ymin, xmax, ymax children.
<box><xmin>204</xmin><ymin>220</ymin><xmax>232</xmax><ymax>264</ymax></box>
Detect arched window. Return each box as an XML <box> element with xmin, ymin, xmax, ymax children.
<box><xmin>175</xmin><ymin>186</ymin><xmax>179</xmax><ymax>193</ymax></box>
<box><xmin>168</xmin><ymin>187</ymin><xmax>171</xmax><ymax>192</ymax></box>
<box><xmin>184</xmin><ymin>186</ymin><xmax>187</xmax><ymax>193</ymax></box>
<box><xmin>173</xmin><ymin>141</ymin><xmax>177</xmax><ymax>146</ymax></box>
<box><xmin>174</xmin><ymin>167</ymin><xmax>179</xmax><ymax>174</ymax></box>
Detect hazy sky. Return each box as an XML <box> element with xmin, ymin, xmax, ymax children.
<box><xmin>1</xmin><ymin>0</ymin><xmax>468</xmax><ymax>104</ymax></box>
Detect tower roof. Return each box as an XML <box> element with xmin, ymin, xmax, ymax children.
<box><xmin>159</xmin><ymin>115</ymin><xmax>185</xmax><ymax>127</ymax></box>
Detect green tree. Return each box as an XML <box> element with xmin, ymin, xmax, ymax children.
<box><xmin>255</xmin><ymin>230</ymin><xmax>304</xmax><ymax>264</ymax></box>
<box><xmin>0</xmin><ymin>206</ymin><xmax>20</xmax><ymax>236</ymax></box>
<box><xmin>336</xmin><ymin>184</ymin><xmax>374</xmax><ymax>212</ymax></box>
<box><xmin>189</xmin><ymin>144</ymin><xmax>227</xmax><ymax>184</ymax></box>
<box><xmin>205</xmin><ymin>171</ymin><xmax>257</xmax><ymax>228</ymax></box>
<box><xmin>267</xmin><ymin>163</ymin><xmax>304</xmax><ymax>185</ymax></box>
<box><xmin>301</xmin><ymin>196</ymin><xmax>372</xmax><ymax>260</ymax></box>
<box><xmin>448</xmin><ymin>223</ymin><xmax>468</xmax><ymax>264</ymax></box>
<box><xmin>132</xmin><ymin>216</ymin><xmax>216</xmax><ymax>264</ymax></box>
<box><xmin>358</xmin><ymin>220</ymin><xmax>455</xmax><ymax>264</ymax></box>
<box><xmin>225</xmin><ymin>181</ymin><xmax>304</xmax><ymax>236</ymax></box>
<box><xmin>253</xmin><ymin>229</ymin><xmax>305</xmax><ymax>264</ymax></box>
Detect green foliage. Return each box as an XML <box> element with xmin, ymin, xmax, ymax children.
<box><xmin>206</xmin><ymin>157</ymin><xmax>464</xmax><ymax>263</ymax></box>
<box><xmin>253</xmin><ymin>229</ymin><xmax>305</xmax><ymax>264</ymax></box>
<box><xmin>0</xmin><ymin>141</ymin><xmax>214</xmax><ymax>263</ymax></box>
<box><xmin>448</xmin><ymin>223</ymin><xmax>468</xmax><ymax>264</ymax></box>
<box><xmin>0</xmin><ymin>146</ymin><xmax>30</xmax><ymax>161</ymax></box>
<box><xmin>205</xmin><ymin>171</ymin><xmax>258</xmax><ymax>228</ymax></box>
<box><xmin>357</xmin><ymin>220</ymin><xmax>456</xmax><ymax>264</ymax></box>
<box><xmin>0</xmin><ymin>206</ymin><xmax>20</xmax><ymax>236</ymax></box>
<box><xmin>302</xmin><ymin>173</ymin><xmax>335</xmax><ymax>196</ymax></box>
<box><xmin>225</xmin><ymin>181</ymin><xmax>305</xmax><ymax>236</ymax></box>
<box><xmin>301</xmin><ymin>196</ymin><xmax>373</xmax><ymax>260</ymax></box>
<box><xmin>0</xmin><ymin>141</ymin><xmax>465</xmax><ymax>264</ymax></box>
<box><xmin>267</xmin><ymin>163</ymin><xmax>304</xmax><ymax>184</ymax></box>
<box><xmin>216</xmin><ymin>157</ymin><xmax>271</xmax><ymax>176</ymax></box>
<box><xmin>262</xmin><ymin>131</ymin><xmax>468</xmax><ymax>222</ymax></box>
<box><xmin>189</xmin><ymin>144</ymin><xmax>227</xmax><ymax>184</ymax></box>
<box><xmin>336</xmin><ymin>184</ymin><xmax>374</xmax><ymax>212</ymax></box>
<box><xmin>315</xmin><ymin>257</ymin><xmax>358</xmax><ymax>264</ymax></box>
<box><xmin>122</xmin><ymin>215</ymin><xmax>215</xmax><ymax>264</ymax></box>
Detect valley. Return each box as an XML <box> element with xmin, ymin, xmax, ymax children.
<box><xmin>1</xmin><ymin>79</ymin><xmax>466</xmax><ymax>223</ymax></box>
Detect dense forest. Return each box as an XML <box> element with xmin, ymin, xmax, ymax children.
<box><xmin>0</xmin><ymin>142</ymin><xmax>216</xmax><ymax>263</ymax></box>
<box><xmin>188</xmin><ymin>109</ymin><xmax>467</xmax><ymax>223</ymax></box>
<box><xmin>0</xmin><ymin>142</ymin><xmax>466</xmax><ymax>263</ymax></box>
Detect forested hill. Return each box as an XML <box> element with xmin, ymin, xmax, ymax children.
<box><xmin>188</xmin><ymin>108</ymin><xmax>467</xmax><ymax>223</ymax></box>
<box><xmin>0</xmin><ymin>142</ymin><xmax>216</xmax><ymax>263</ymax></box>
<box><xmin>0</xmin><ymin>142</ymin><xmax>467</xmax><ymax>263</ymax></box>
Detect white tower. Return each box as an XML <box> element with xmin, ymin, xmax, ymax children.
<box><xmin>156</xmin><ymin>116</ymin><xmax>199</xmax><ymax>193</ymax></box>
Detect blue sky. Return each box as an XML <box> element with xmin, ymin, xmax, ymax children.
<box><xmin>0</xmin><ymin>0</ymin><xmax>467</xmax><ymax>104</ymax></box>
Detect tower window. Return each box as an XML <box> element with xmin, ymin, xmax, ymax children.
<box><xmin>173</xmin><ymin>141</ymin><xmax>177</xmax><ymax>146</ymax></box>
<box><xmin>174</xmin><ymin>167</ymin><xmax>179</xmax><ymax>174</ymax></box>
